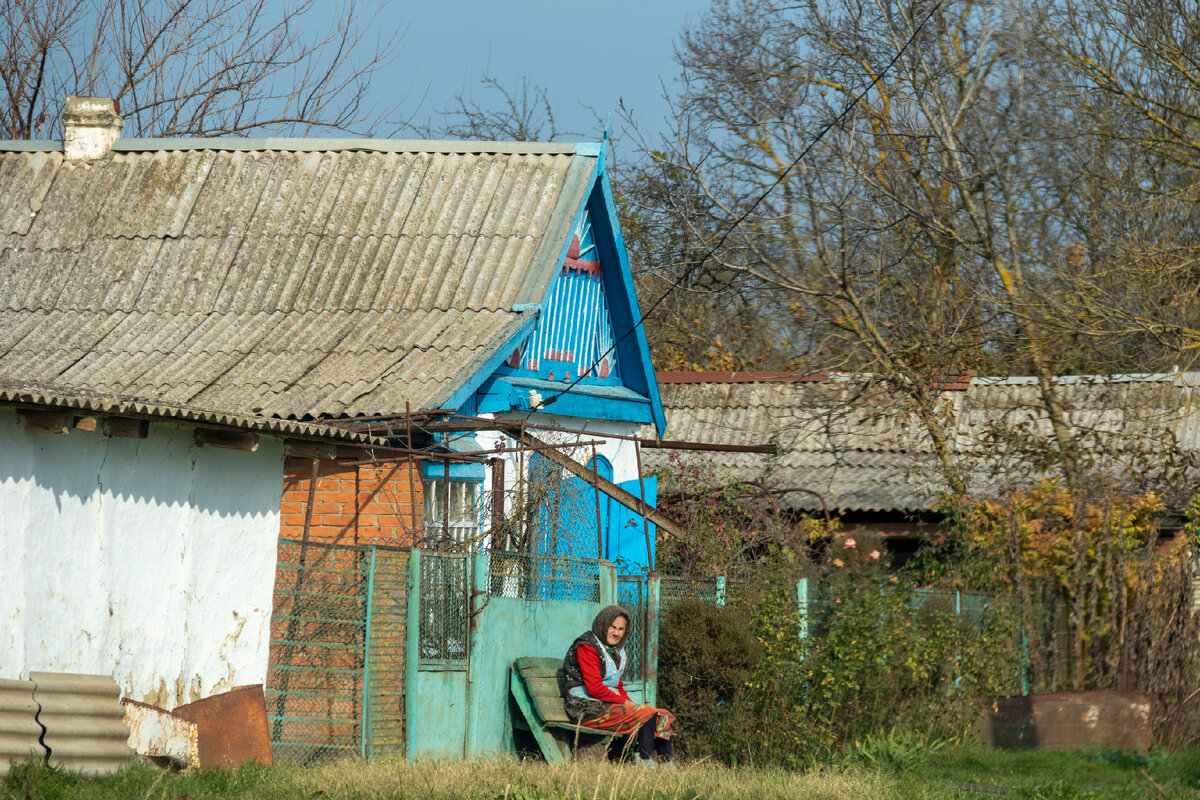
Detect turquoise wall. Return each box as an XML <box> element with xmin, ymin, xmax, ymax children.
<box><xmin>405</xmin><ymin>550</ymin><xmax>658</xmax><ymax>760</ymax></box>
<box><xmin>465</xmin><ymin>595</ymin><xmax>601</xmax><ymax>756</ymax></box>
<box><xmin>408</xmin><ymin>667</ymin><xmax>468</xmax><ymax>759</ymax></box>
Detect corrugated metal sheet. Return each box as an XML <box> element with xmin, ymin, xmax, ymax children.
<box><xmin>30</xmin><ymin>672</ymin><xmax>132</xmax><ymax>775</ymax></box>
<box><xmin>0</xmin><ymin>678</ymin><xmax>41</xmax><ymax>777</ymax></box>
<box><xmin>646</xmin><ymin>373</ymin><xmax>1200</xmax><ymax>513</ymax></box>
<box><xmin>0</xmin><ymin>141</ymin><xmax>596</xmax><ymax>420</ymax></box>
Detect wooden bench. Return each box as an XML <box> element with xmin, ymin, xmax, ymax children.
<box><xmin>510</xmin><ymin>657</ymin><xmax>620</xmax><ymax>763</ymax></box>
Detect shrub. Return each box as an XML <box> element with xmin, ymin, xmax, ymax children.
<box><xmin>657</xmin><ymin>597</ymin><xmax>762</xmax><ymax>759</ymax></box>
<box><xmin>719</xmin><ymin>532</ymin><xmax>1022</xmax><ymax>768</ymax></box>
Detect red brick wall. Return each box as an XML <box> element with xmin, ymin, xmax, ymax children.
<box><xmin>280</xmin><ymin>459</ymin><xmax>423</xmax><ymax>546</ymax></box>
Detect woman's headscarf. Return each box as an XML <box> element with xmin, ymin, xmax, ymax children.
<box><xmin>590</xmin><ymin>604</ymin><xmax>631</xmax><ymax>647</ymax></box>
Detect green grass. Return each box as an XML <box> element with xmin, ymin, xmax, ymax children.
<box><xmin>3</xmin><ymin>747</ymin><xmax>1199</xmax><ymax>800</ymax></box>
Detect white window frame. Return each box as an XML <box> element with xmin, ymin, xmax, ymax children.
<box><xmin>422</xmin><ymin>477</ymin><xmax>482</xmax><ymax>545</ymax></box>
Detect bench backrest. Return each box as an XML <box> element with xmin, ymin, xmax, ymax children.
<box><xmin>512</xmin><ymin>657</ymin><xmax>571</xmax><ymax>726</ymax></box>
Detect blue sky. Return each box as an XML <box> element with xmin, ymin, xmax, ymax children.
<box><xmin>369</xmin><ymin>1</ymin><xmax>705</xmax><ymax>143</ymax></box>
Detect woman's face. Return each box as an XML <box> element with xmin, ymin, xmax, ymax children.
<box><xmin>605</xmin><ymin>616</ymin><xmax>628</xmax><ymax>646</ymax></box>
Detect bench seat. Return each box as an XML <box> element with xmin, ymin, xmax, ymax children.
<box><xmin>510</xmin><ymin>657</ymin><xmax>619</xmax><ymax>763</ymax></box>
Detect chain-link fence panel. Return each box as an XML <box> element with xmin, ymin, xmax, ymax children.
<box><xmin>660</xmin><ymin>575</ymin><xmax>722</xmax><ymax>612</ymax></box>
<box><xmin>419</xmin><ymin>552</ymin><xmax>469</xmax><ymax>663</ymax></box>
<box><xmin>267</xmin><ymin>540</ymin><xmax>368</xmax><ymax>764</ymax></box>
<box><xmin>524</xmin><ymin>452</ymin><xmax>603</xmax><ymax>561</ymax></box>
<box><xmin>617</xmin><ymin>576</ymin><xmax>647</xmax><ymax>681</ymax></box>
<box><xmin>486</xmin><ymin>550</ymin><xmax>601</xmax><ymax>603</ymax></box>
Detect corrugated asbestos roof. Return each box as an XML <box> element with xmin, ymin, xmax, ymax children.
<box><xmin>0</xmin><ymin>140</ymin><xmax>597</xmax><ymax>420</ymax></box>
<box><xmin>643</xmin><ymin>373</ymin><xmax>1200</xmax><ymax>513</ymax></box>
<box><xmin>0</xmin><ymin>381</ymin><xmax>386</xmax><ymax>444</ymax></box>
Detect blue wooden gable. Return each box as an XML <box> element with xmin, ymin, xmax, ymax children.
<box><xmin>501</xmin><ymin>207</ymin><xmax>622</xmax><ymax>386</ymax></box>
<box><xmin>451</xmin><ymin>164</ymin><xmax>667</xmax><ymax>433</ymax></box>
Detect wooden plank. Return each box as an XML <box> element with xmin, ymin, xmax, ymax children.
<box><xmin>545</xmin><ymin>721</ymin><xmax>619</xmax><ymax>738</ymax></box>
<box><xmin>510</xmin><ymin>669</ymin><xmax>568</xmax><ymax>764</ymax></box>
<box><xmin>194</xmin><ymin>429</ymin><xmax>259</xmax><ymax>451</ymax></box>
<box><xmin>490</xmin><ymin>458</ymin><xmax>505</xmax><ymax>534</ymax></box>
<box><xmin>514</xmin><ymin>658</ymin><xmax>561</xmax><ymax>680</ymax></box>
<box><xmin>283</xmin><ymin>439</ymin><xmax>337</xmax><ymax>460</ymax></box>
<box><xmin>103</xmin><ymin>418</ymin><xmax>148</xmax><ymax>438</ymax></box>
<box><xmin>532</xmin><ymin>691</ymin><xmax>569</xmax><ymax>724</ymax></box>
<box><xmin>506</xmin><ymin>429</ymin><xmax>684</xmax><ymax>540</ymax></box>
<box><xmin>19</xmin><ymin>411</ymin><xmax>70</xmax><ymax>434</ymax></box>
<box><xmin>73</xmin><ymin>416</ymin><xmax>98</xmax><ymax>432</ymax></box>
<box><xmin>524</xmin><ymin>676</ymin><xmax>562</xmax><ymax>699</ymax></box>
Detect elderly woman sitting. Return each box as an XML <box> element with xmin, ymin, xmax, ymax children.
<box><xmin>562</xmin><ymin>605</ymin><xmax>675</xmax><ymax>766</ymax></box>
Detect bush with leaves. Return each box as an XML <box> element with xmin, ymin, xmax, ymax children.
<box><xmin>720</xmin><ymin>532</ymin><xmax>1022</xmax><ymax>768</ymax></box>
<box><xmin>657</xmin><ymin>598</ymin><xmax>762</xmax><ymax>759</ymax></box>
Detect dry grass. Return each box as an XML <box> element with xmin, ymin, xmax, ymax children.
<box><xmin>1</xmin><ymin>756</ymin><xmax>912</xmax><ymax>800</ymax></box>
<box><xmin>11</xmin><ymin>748</ymin><xmax>1200</xmax><ymax>799</ymax></box>
<box><xmin>293</xmin><ymin>757</ymin><xmax>904</xmax><ymax>800</ymax></box>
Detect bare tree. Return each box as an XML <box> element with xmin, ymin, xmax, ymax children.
<box><xmin>624</xmin><ymin>0</ymin><xmax>1200</xmax><ymax>496</ymax></box>
<box><xmin>427</xmin><ymin>72</ymin><xmax>574</xmax><ymax>142</ymax></box>
<box><xmin>0</xmin><ymin>0</ymin><xmax>403</xmax><ymax>138</ymax></box>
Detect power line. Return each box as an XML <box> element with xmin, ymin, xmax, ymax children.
<box><xmin>531</xmin><ymin>0</ymin><xmax>950</xmax><ymax>414</ymax></box>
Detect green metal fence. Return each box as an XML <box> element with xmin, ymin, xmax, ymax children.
<box><xmin>266</xmin><ymin>540</ymin><xmax>408</xmax><ymax>764</ymax></box>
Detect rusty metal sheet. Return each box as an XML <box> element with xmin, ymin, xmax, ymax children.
<box><xmin>30</xmin><ymin>672</ymin><xmax>133</xmax><ymax>775</ymax></box>
<box><xmin>976</xmin><ymin>690</ymin><xmax>1154</xmax><ymax>752</ymax></box>
<box><xmin>0</xmin><ymin>678</ymin><xmax>43</xmax><ymax>777</ymax></box>
<box><xmin>172</xmin><ymin>685</ymin><xmax>272</xmax><ymax>768</ymax></box>
<box><xmin>121</xmin><ymin>699</ymin><xmax>198</xmax><ymax>768</ymax></box>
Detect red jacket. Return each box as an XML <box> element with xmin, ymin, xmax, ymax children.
<box><xmin>575</xmin><ymin>643</ymin><xmax>629</xmax><ymax>704</ymax></box>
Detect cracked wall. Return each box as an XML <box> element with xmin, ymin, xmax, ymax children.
<box><xmin>0</xmin><ymin>407</ymin><xmax>284</xmax><ymax>709</ymax></box>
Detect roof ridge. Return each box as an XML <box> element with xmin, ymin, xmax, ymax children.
<box><xmin>0</xmin><ymin>138</ymin><xmax>597</xmax><ymax>155</ymax></box>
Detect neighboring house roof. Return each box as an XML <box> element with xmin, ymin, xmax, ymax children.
<box><xmin>0</xmin><ymin>135</ymin><xmax>660</xmax><ymax>425</ymax></box>
<box><xmin>643</xmin><ymin>371</ymin><xmax>1200</xmax><ymax>514</ymax></box>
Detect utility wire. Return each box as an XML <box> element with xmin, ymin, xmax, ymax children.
<box><xmin>530</xmin><ymin>0</ymin><xmax>949</xmax><ymax>414</ymax></box>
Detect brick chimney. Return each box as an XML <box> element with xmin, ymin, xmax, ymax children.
<box><xmin>62</xmin><ymin>96</ymin><xmax>123</xmax><ymax>160</ymax></box>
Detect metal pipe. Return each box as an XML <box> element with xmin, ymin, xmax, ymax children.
<box><xmin>406</xmin><ymin>402</ymin><xmax>419</xmax><ymax>541</ymax></box>
<box><xmin>592</xmin><ymin>443</ymin><xmax>603</xmax><ymax>560</ymax></box>
<box><xmin>340</xmin><ymin>439</ymin><xmax>604</xmax><ymax>467</ymax></box>
<box><xmin>361</xmin><ymin>547</ymin><xmax>376</xmax><ymax>758</ymax></box>
<box><xmin>634</xmin><ymin>441</ymin><xmax>653</xmax><ymax>574</ymax></box>
<box><xmin>637</xmin><ymin>438</ymin><xmax>778</xmax><ymax>454</ymax></box>
<box><xmin>442</xmin><ymin>458</ymin><xmax>450</xmax><ymax>545</ymax></box>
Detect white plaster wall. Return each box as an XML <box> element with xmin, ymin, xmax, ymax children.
<box><xmin>0</xmin><ymin>409</ymin><xmax>285</xmax><ymax>709</ymax></box>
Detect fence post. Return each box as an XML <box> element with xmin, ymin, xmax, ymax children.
<box><xmin>715</xmin><ymin>576</ymin><xmax>727</xmax><ymax>607</ymax></box>
<box><xmin>404</xmin><ymin>549</ymin><xmax>422</xmax><ymax>761</ymax></box>
<box><xmin>796</xmin><ymin>578</ymin><xmax>809</xmax><ymax>640</ymax></box>
<box><xmin>599</xmin><ymin>560</ymin><xmax>618</xmax><ymax>607</ymax></box>
<box><xmin>463</xmin><ymin>551</ymin><xmax>489</xmax><ymax>759</ymax></box>
<box><xmin>645</xmin><ymin>574</ymin><xmax>661</xmax><ymax>706</ymax></box>
<box><xmin>362</xmin><ymin>547</ymin><xmax>376</xmax><ymax>759</ymax></box>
